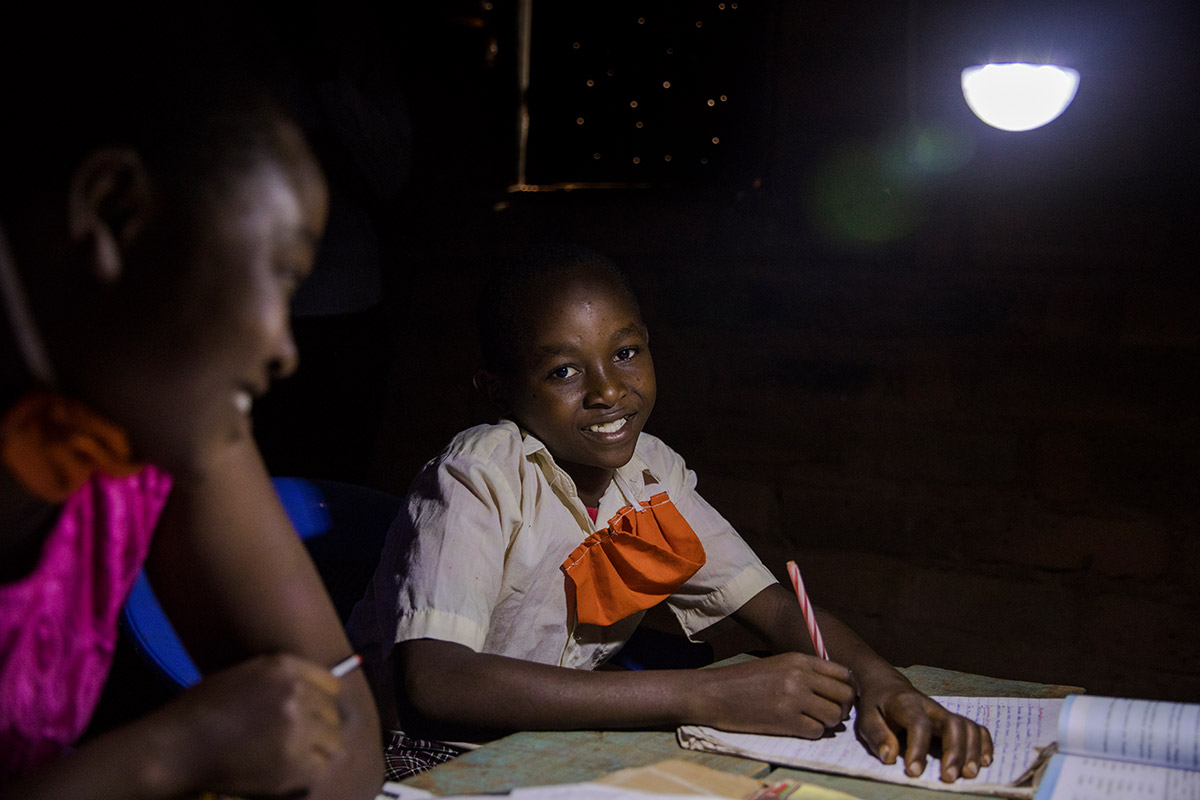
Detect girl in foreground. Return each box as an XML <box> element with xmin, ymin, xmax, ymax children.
<box><xmin>0</xmin><ymin>9</ymin><xmax>382</xmax><ymax>798</ymax></box>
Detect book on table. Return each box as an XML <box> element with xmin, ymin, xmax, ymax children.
<box><xmin>676</xmin><ymin>695</ymin><xmax>1200</xmax><ymax>799</ymax></box>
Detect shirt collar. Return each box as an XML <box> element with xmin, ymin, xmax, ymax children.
<box><xmin>513</xmin><ymin>422</ymin><xmax>649</xmax><ymax>502</ymax></box>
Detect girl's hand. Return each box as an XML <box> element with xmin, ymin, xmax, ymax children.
<box><xmin>694</xmin><ymin>652</ymin><xmax>856</xmax><ymax>737</ymax></box>
<box><xmin>156</xmin><ymin>654</ymin><xmax>347</xmax><ymax>798</ymax></box>
<box><xmin>853</xmin><ymin>681</ymin><xmax>994</xmax><ymax>782</ymax></box>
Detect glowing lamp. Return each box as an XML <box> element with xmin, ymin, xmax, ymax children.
<box><xmin>961</xmin><ymin>63</ymin><xmax>1080</xmax><ymax>132</ymax></box>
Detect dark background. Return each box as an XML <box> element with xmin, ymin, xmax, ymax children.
<box><xmin>251</xmin><ymin>0</ymin><xmax>1200</xmax><ymax>702</ymax></box>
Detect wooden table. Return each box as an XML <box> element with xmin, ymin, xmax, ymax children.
<box><xmin>402</xmin><ymin>665</ymin><xmax>1083</xmax><ymax>798</ymax></box>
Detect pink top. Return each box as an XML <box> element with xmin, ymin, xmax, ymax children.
<box><xmin>0</xmin><ymin>466</ymin><xmax>172</xmax><ymax>780</ymax></box>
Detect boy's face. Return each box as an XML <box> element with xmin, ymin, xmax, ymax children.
<box><xmin>500</xmin><ymin>270</ymin><xmax>656</xmax><ymax>492</ymax></box>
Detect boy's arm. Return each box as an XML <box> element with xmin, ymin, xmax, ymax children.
<box><xmin>396</xmin><ymin>637</ymin><xmax>855</xmax><ymax>740</ymax></box>
<box><xmin>731</xmin><ymin>583</ymin><xmax>993</xmax><ymax>783</ymax></box>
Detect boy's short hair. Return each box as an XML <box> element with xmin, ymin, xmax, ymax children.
<box><xmin>476</xmin><ymin>243</ymin><xmax>641</xmax><ymax>375</ymax></box>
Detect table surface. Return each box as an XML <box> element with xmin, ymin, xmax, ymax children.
<box><xmin>402</xmin><ymin>664</ymin><xmax>1083</xmax><ymax>798</ymax></box>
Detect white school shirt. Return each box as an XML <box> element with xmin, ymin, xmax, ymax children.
<box><xmin>347</xmin><ymin>421</ymin><xmax>776</xmax><ymax>730</ymax></box>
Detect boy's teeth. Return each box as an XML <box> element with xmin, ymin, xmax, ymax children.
<box><xmin>588</xmin><ymin>417</ymin><xmax>627</xmax><ymax>434</ymax></box>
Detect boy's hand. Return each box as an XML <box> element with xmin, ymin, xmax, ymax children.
<box><xmin>729</xmin><ymin>583</ymin><xmax>995</xmax><ymax>783</ymax></box>
<box><xmin>854</xmin><ymin>680</ymin><xmax>994</xmax><ymax>782</ymax></box>
<box><xmin>697</xmin><ymin>652</ymin><xmax>856</xmax><ymax>738</ymax></box>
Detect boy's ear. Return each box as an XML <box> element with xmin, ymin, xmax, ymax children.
<box><xmin>66</xmin><ymin>146</ymin><xmax>153</xmax><ymax>284</ymax></box>
<box><xmin>472</xmin><ymin>369</ymin><xmax>509</xmax><ymax>412</ymax></box>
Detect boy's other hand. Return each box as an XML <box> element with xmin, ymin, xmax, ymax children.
<box><xmin>854</xmin><ymin>682</ymin><xmax>995</xmax><ymax>782</ymax></box>
<box><xmin>697</xmin><ymin>652</ymin><xmax>855</xmax><ymax>738</ymax></box>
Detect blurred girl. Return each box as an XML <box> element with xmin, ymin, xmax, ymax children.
<box><xmin>1</xmin><ymin>8</ymin><xmax>383</xmax><ymax>798</ymax></box>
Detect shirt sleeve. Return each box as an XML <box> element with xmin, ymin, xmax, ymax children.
<box><xmin>641</xmin><ymin>439</ymin><xmax>776</xmax><ymax>636</ymax></box>
<box><xmin>380</xmin><ymin>432</ymin><xmax>525</xmax><ymax>653</ymax></box>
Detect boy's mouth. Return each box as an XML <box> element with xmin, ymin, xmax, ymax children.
<box><xmin>586</xmin><ymin>415</ymin><xmax>630</xmax><ymax>434</ymax></box>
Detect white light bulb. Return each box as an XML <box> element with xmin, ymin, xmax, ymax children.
<box><xmin>961</xmin><ymin>63</ymin><xmax>1080</xmax><ymax>132</ymax></box>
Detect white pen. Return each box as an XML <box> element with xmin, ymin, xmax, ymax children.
<box><xmin>330</xmin><ymin>653</ymin><xmax>362</xmax><ymax>678</ymax></box>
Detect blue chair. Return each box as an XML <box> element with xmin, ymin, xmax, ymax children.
<box><xmin>119</xmin><ymin>477</ymin><xmax>401</xmax><ymax>691</ymax></box>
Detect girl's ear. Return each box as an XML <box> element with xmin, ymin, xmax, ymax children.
<box><xmin>66</xmin><ymin>147</ymin><xmax>152</xmax><ymax>284</ymax></box>
<box><xmin>472</xmin><ymin>369</ymin><xmax>509</xmax><ymax>412</ymax></box>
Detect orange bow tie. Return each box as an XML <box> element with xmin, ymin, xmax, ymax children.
<box><xmin>562</xmin><ymin>488</ymin><xmax>706</xmax><ymax>627</ymax></box>
<box><xmin>1</xmin><ymin>391</ymin><xmax>142</xmax><ymax>503</ymax></box>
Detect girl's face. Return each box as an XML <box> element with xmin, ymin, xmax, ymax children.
<box><xmin>501</xmin><ymin>271</ymin><xmax>656</xmax><ymax>500</ymax></box>
<box><xmin>74</xmin><ymin>123</ymin><xmax>329</xmax><ymax>474</ymax></box>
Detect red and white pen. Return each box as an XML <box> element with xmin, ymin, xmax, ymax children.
<box><xmin>787</xmin><ymin>560</ymin><xmax>829</xmax><ymax>660</ymax></box>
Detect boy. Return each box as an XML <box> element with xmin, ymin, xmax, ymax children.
<box><xmin>350</xmin><ymin>244</ymin><xmax>991</xmax><ymax>782</ymax></box>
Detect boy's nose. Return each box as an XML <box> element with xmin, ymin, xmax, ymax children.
<box><xmin>584</xmin><ymin>367</ymin><xmax>625</xmax><ymax>407</ymax></box>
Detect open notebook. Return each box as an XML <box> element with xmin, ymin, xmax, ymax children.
<box><xmin>679</xmin><ymin>695</ymin><xmax>1200</xmax><ymax>800</ymax></box>
<box><xmin>679</xmin><ymin>696</ymin><xmax>1059</xmax><ymax>798</ymax></box>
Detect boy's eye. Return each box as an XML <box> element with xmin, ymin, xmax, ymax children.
<box><xmin>549</xmin><ymin>365</ymin><xmax>580</xmax><ymax>380</ymax></box>
<box><xmin>615</xmin><ymin>347</ymin><xmax>639</xmax><ymax>362</ymax></box>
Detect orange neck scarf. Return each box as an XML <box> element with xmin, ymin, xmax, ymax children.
<box><xmin>561</xmin><ymin>482</ymin><xmax>706</xmax><ymax>627</ymax></box>
<box><xmin>1</xmin><ymin>391</ymin><xmax>141</xmax><ymax>503</ymax></box>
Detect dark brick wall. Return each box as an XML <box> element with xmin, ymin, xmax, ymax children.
<box><xmin>267</xmin><ymin>0</ymin><xmax>1200</xmax><ymax>703</ymax></box>
<box><xmin>371</xmin><ymin>183</ymin><xmax>1199</xmax><ymax>703</ymax></box>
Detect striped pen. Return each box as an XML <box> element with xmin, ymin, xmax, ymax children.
<box><xmin>786</xmin><ymin>560</ymin><xmax>829</xmax><ymax>660</ymax></box>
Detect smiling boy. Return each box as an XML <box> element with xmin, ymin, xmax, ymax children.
<box><xmin>349</xmin><ymin>244</ymin><xmax>992</xmax><ymax>781</ymax></box>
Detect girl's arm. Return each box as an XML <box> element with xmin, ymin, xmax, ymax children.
<box><xmin>4</xmin><ymin>440</ymin><xmax>383</xmax><ymax>800</ymax></box>
<box><xmin>144</xmin><ymin>439</ymin><xmax>383</xmax><ymax>799</ymax></box>
<box><xmin>396</xmin><ymin>637</ymin><xmax>855</xmax><ymax>741</ymax></box>
<box><xmin>731</xmin><ymin>583</ymin><xmax>994</xmax><ymax>783</ymax></box>
<box><xmin>3</xmin><ymin>653</ymin><xmax>354</xmax><ymax>799</ymax></box>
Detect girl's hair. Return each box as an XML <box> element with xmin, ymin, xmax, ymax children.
<box><xmin>0</xmin><ymin>4</ymin><xmax>298</xmax><ymax>222</ymax></box>
<box><xmin>475</xmin><ymin>243</ymin><xmax>641</xmax><ymax>375</ymax></box>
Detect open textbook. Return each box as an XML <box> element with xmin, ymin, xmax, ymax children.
<box><xmin>1032</xmin><ymin>694</ymin><xmax>1200</xmax><ymax>800</ymax></box>
<box><xmin>678</xmin><ymin>695</ymin><xmax>1200</xmax><ymax>799</ymax></box>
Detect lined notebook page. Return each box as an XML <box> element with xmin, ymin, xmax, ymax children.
<box><xmin>679</xmin><ymin>696</ymin><xmax>1062</xmax><ymax>796</ymax></box>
